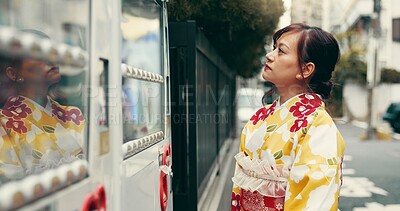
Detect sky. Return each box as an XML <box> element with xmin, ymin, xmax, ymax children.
<box><xmin>278</xmin><ymin>0</ymin><xmax>292</xmax><ymax>29</ymax></box>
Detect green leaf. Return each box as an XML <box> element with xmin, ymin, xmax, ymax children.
<box><xmin>32</xmin><ymin>149</ymin><xmax>43</xmax><ymax>160</ymax></box>
<box><xmin>273</xmin><ymin>150</ymin><xmax>283</xmax><ymax>160</ymax></box>
<box><xmin>267</xmin><ymin>124</ymin><xmax>277</xmax><ymax>132</ymax></box>
<box><xmin>328</xmin><ymin>157</ymin><xmax>338</xmax><ymax>165</ymax></box>
<box><xmin>167</xmin><ymin>0</ymin><xmax>284</xmax><ymax>78</ymax></box>
<box><xmin>301</xmin><ymin>128</ymin><xmax>308</xmax><ymax>135</ymax></box>
<box><xmin>43</xmin><ymin>125</ymin><xmax>55</xmax><ymax>133</ymax></box>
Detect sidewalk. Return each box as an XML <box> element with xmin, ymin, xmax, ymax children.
<box><xmin>198</xmin><ymin>136</ymin><xmax>239</xmax><ymax>211</ymax></box>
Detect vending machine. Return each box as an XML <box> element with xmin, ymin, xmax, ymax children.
<box><xmin>0</xmin><ymin>0</ymin><xmax>172</xmax><ymax>210</ymax></box>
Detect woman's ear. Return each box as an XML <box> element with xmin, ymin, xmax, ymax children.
<box><xmin>302</xmin><ymin>62</ymin><xmax>315</xmax><ymax>79</ymax></box>
<box><xmin>5</xmin><ymin>67</ymin><xmax>18</xmax><ymax>81</ymax></box>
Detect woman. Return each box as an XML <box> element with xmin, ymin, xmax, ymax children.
<box><xmin>0</xmin><ymin>55</ymin><xmax>85</xmax><ymax>179</ymax></box>
<box><xmin>231</xmin><ymin>23</ymin><xmax>345</xmax><ymax>210</ymax></box>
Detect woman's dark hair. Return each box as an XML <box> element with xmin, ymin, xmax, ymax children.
<box><xmin>0</xmin><ymin>29</ymin><xmax>51</xmax><ymax>107</ymax></box>
<box><xmin>0</xmin><ymin>56</ymin><xmax>21</xmax><ymax>107</ymax></box>
<box><xmin>263</xmin><ymin>23</ymin><xmax>340</xmax><ymax>102</ymax></box>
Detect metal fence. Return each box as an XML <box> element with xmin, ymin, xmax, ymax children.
<box><xmin>169</xmin><ymin>21</ymin><xmax>236</xmax><ymax>211</ymax></box>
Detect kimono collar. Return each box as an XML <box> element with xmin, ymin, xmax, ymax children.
<box><xmin>18</xmin><ymin>95</ymin><xmax>53</xmax><ymax>115</ymax></box>
<box><xmin>275</xmin><ymin>93</ymin><xmax>323</xmax><ymax>109</ymax></box>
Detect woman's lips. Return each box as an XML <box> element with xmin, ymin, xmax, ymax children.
<box><xmin>264</xmin><ymin>64</ymin><xmax>271</xmax><ymax>71</ymax></box>
<box><xmin>48</xmin><ymin>67</ymin><xmax>60</xmax><ymax>73</ymax></box>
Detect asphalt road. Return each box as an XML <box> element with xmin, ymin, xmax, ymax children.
<box><xmin>337</xmin><ymin>123</ymin><xmax>400</xmax><ymax>211</ymax></box>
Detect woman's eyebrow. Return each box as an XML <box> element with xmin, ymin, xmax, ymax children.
<box><xmin>278</xmin><ymin>42</ymin><xmax>290</xmax><ymax>50</ymax></box>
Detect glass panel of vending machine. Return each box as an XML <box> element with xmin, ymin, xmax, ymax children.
<box><xmin>0</xmin><ymin>0</ymin><xmax>89</xmax><ymax>209</ymax></box>
<box><xmin>120</xmin><ymin>0</ymin><xmax>164</xmax><ymax>147</ymax></box>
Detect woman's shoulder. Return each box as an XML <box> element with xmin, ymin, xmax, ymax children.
<box><xmin>49</xmin><ymin>97</ymin><xmax>85</xmax><ymax>125</ymax></box>
<box><xmin>311</xmin><ymin>107</ymin><xmax>334</xmax><ymax>123</ymax></box>
<box><xmin>262</xmin><ymin>100</ymin><xmax>278</xmax><ymax>110</ymax></box>
<box><xmin>49</xmin><ymin>97</ymin><xmax>82</xmax><ymax>112</ymax></box>
<box><xmin>247</xmin><ymin>101</ymin><xmax>277</xmax><ymax>116</ymax></box>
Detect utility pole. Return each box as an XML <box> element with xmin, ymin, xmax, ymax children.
<box><xmin>366</xmin><ymin>0</ymin><xmax>381</xmax><ymax>139</ymax></box>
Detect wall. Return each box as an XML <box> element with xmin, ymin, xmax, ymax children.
<box><xmin>390</xmin><ymin>0</ymin><xmax>400</xmax><ymax>70</ymax></box>
<box><xmin>344</xmin><ymin>82</ymin><xmax>400</xmax><ymax>125</ymax></box>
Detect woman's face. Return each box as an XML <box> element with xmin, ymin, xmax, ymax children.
<box><xmin>262</xmin><ymin>31</ymin><xmax>303</xmax><ymax>89</ymax></box>
<box><xmin>19</xmin><ymin>59</ymin><xmax>61</xmax><ymax>86</ymax></box>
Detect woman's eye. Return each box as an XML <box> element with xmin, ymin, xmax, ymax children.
<box><xmin>278</xmin><ymin>48</ymin><xmax>284</xmax><ymax>54</ymax></box>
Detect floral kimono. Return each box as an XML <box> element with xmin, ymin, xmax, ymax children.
<box><xmin>0</xmin><ymin>95</ymin><xmax>85</xmax><ymax>179</ymax></box>
<box><xmin>231</xmin><ymin>93</ymin><xmax>345</xmax><ymax>211</ymax></box>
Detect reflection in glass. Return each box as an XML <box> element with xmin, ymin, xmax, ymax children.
<box><xmin>0</xmin><ymin>1</ymin><xmax>11</xmax><ymax>25</ymax></box>
<box><xmin>121</xmin><ymin>0</ymin><xmax>163</xmax><ymax>142</ymax></box>
<box><xmin>122</xmin><ymin>79</ymin><xmax>162</xmax><ymax>142</ymax></box>
<box><xmin>0</xmin><ymin>0</ymin><xmax>88</xmax><ymax>185</ymax></box>
<box><xmin>121</xmin><ymin>1</ymin><xmax>161</xmax><ymax>75</ymax></box>
<box><xmin>0</xmin><ymin>34</ymin><xmax>86</xmax><ymax>184</ymax></box>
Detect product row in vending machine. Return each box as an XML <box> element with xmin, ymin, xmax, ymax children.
<box><xmin>0</xmin><ymin>0</ymin><xmax>172</xmax><ymax>210</ymax></box>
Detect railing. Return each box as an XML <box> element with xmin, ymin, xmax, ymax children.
<box><xmin>169</xmin><ymin>21</ymin><xmax>237</xmax><ymax>211</ymax></box>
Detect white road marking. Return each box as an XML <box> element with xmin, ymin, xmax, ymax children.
<box><xmin>342</xmin><ymin>169</ymin><xmax>355</xmax><ymax>175</ymax></box>
<box><xmin>340</xmin><ymin>176</ymin><xmax>388</xmax><ymax>197</ymax></box>
<box><xmin>353</xmin><ymin>202</ymin><xmax>400</xmax><ymax>211</ymax></box>
<box><xmin>342</xmin><ymin>155</ymin><xmax>354</xmax><ymax>175</ymax></box>
<box><xmin>351</xmin><ymin>120</ymin><xmax>368</xmax><ymax>129</ymax></box>
<box><xmin>344</xmin><ymin>155</ymin><xmax>353</xmax><ymax>161</ymax></box>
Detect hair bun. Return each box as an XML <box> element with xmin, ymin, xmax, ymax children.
<box><xmin>309</xmin><ymin>80</ymin><xmax>333</xmax><ymax>99</ymax></box>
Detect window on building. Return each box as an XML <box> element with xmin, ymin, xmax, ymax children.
<box><xmin>393</xmin><ymin>18</ymin><xmax>400</xmax><ymax>42</ymax></box>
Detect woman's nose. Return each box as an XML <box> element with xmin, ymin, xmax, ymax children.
<box><xmin>265</xmin><ymin>52</ymin><xmax>273</xmax><ymax>62</ymax></box>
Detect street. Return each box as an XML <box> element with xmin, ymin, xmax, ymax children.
<box><xmin>337</xmin><ymin>123</ymin><xmax>400</xmax><ymax>211</ymax></box>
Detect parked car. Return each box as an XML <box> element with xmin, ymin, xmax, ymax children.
<box><xmin>382</xmin><ymin>102</ymin><xmax>400</xmax><ymax>133</ymax></box>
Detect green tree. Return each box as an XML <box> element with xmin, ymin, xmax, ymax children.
<box><xmin>330</xmin><ymin>29</ymin><xmax>400</xmax><ymax>117</ymax></box>
<box><xmin>329</xmin><ymin>30</ymin><xmax>367</xmax><ymax>117</ymax></box>
<box><xmin>380</xmin><ymin>68</ymin><xmax>400</xmax><ymax>83</ymax></box>
<box><xmin>168</xmin><ymin>0</ymin><xmax>284</xmax><ymax>77</ymax></box>
<box><xmin>333</xmin><ymin>30</ymin><xmax>367</xmax><ymax>86</ymax></box>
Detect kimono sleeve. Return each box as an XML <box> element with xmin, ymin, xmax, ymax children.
<box><xmin>231</xmin><ymin>128</ymin><xmax>248</xmax><ymax>211</ymax></box>
<box><xmin>284</xmin><ymin>113</ymin><xmax>345</xmax><ymax>211</ymax></box>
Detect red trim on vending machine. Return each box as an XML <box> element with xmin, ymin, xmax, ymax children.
<box><xmin>159</xmin><ymin>144</ymin><xmax>171</xmax><ymax>211</ymax></box>
<box><xmin>82</xmin><ymin>185</ymin><xmax>106</xmax><ymax>211</ymax></box>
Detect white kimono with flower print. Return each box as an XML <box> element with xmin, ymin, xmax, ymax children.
<box><xmin>231</xmin><ymin>93</ymin><xmax>345</xmax><ymax>211</ymax></box>
<box><xmin>0</xmin><ymin>95</ymin><xmax>85</xmax><ymax>178</ymax></box>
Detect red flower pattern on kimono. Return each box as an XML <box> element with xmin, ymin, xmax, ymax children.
<box><xmin>1</xmin><ymin>103</ymin><xmax>32</xmax><ymax>119</ymax></box>
<box><xmin>250</xmin><ymin>102</ymin><xmax>276</xmax><ymax>125</ymax></box>
<box><xmin>231</xmin><ymin>192</ymin><xmax>241</xmax><ymax>211</ymax></box>
<box><xmin>250</xmin><ymin>108</ymin><xmax>267</xmax><ymax>125</ymax></box>
<box><xmin>240</xmin><ymin>189</ymin><xmax>285</xmax><ymax>211</ymax></box>
<box><xmin>5</xmin><ymin>118</ymin><xmax>28</xmax><ymax>134</ymax></box>
<box><xmin>52</xmin><ymin>104</ymin><xmax>69</xmax><ymax>123</ymax></box>
<box><xmin>13</xmin><ymin>104</ymin><xmax>33</xmax><ymax>118</ymax></box>
<box><xmin>68</xmin><ymin>108</ymin><xmax>84</xmax><ymax>125</ymax></box>
<box><xmin>289</xmin><ymin>102</ymin><xmax>316</xmax><ymax>118</ymax></box>
<box><xmin>3</xmin><ymin>96</ymin><xmax>24</xmax><ymax>109</ymax></box>
<box><xmin>288</xmin><ymin>94</ymin><xmax>322</xmax><ymax>132</ymax></box>
<box><xmin>289</xmin><ymin>117</ymin><xmax>308</xmax><ymax>132</ymax></box>
<box><xmin>1</xmin><ymin>95</ymin><xmax>85</xmax><ymax>134</ymax></box>
<box><xmin>299</xmin><ymin>94</ymin><xmax>322</xmax><ymax>107</ymax></box>
<box><xmin>1</xmin><ymin>97</ymin><xmax>32</xmax><ymax>134</ymax></box>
